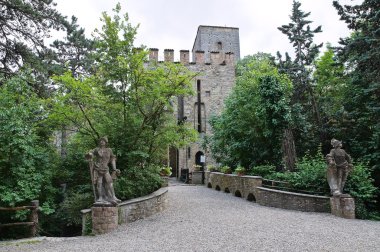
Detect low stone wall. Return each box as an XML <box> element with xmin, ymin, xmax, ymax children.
<box><xmin>81</xmin><ymin>187</ymin><xmax>168</xmax><ymax>235</ymax></box>
<box><xmin>205</xmin><ymin>172</ymin><xmax>331</xmax><ymax>213</ymax></box>
<box><xmin>255</xmin><ymin>187</ymin><xmax>330</xmax><ymax>212</ymax></box>
<box><xmin>205</xmin><ymin>172</ymin><xmax>262</xmax><ymax>201</ymax></box>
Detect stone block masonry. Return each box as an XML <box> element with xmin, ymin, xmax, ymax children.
<box><xmin>330</xmin><ymin>194</ymin><xmax>355</xmax><ymax>219</ymax></box>
<box><xmin>81</xmin><ymin>188</ymin><xmax>168</xmax><ymax>235</ymax></box>
<box><xmin>91</xmin><ymin>207</ymin><xmax>118</xmax><ymax>235</ymax></box>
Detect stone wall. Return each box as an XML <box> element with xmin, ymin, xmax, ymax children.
<box><xmin>255</xmin><ymin>187</ymin><xmax>330</xmax><ymax>212</ymax></box>
<box><xmin>91</xmin><ymin>207</ymin><xmax>118</xmax><ymax>235</ymax></box>
<box><xmin>205</xmin><ymin>172</ymin><xmax>331</xmax><ymax>213</ymax></box>
<box><xmin>118</xmin><ymin>187</ymin><xmax>168</xmax><ymax>223</ymax></box>
<box><xmin>81</xmin><ymin>187</ymin><xmax>168</xmax><ymax>235</ymax></box>
<box><xmin>178</xmin><ymin>58</ymin><xmax>236</xmax><ymax>174</ymax></box>
<box><xmin>192</xmin><ymin>25</ymin><xmax>240</xmax><ymax>62</ymax></box>
<box><xmin>205</xmin><ymin>172</ymin><xmax>262</xmax><ymax>201</ymax></box>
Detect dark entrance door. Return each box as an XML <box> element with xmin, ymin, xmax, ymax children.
<box><xmin>169</xmin><ymin>147</ymin><xmax>178</xmax><ymax>177</ymax></box>
<box><xmin>195</xmin><ymin>151</ymin><xmax>205</xmax><ymax>171</ymax></box>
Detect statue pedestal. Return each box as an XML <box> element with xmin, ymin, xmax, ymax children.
<box><xmin>91</xmin><ymin>206</ymin><xmax>118</xmax><ymax>234</ymax></box>
<box><xmin>330</xmin><ymin>194</ymin><xmax>355</xmax><ymax>219</ymax></box>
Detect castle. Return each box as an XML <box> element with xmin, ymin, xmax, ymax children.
<box><xmin>149</xmin><ymin>25</ymin><xmax>240</xmax><ymax>180</ymax></box>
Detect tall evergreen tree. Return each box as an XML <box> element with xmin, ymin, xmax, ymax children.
<box><xmin>51</xmin><ymin>16</ymin><xmax>95</xmax><ymax>77</ymax></box>
<box><xmin>333</xmin><ymin>0</ymin><xmax>380</xmax><ymax>183</ymax></box>
<box><xmin>0</xmin><ymin>0</ymin><xmax>65</xmax><ymax>78</ymax></box>
<box><xmin>276</xmin><ymin>0</ymin><xmax>324</xmax><ymax>169</ymax></box>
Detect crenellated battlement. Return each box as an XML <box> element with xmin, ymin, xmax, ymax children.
<box><xmin>148</xmin><ymin>48</ymin><xmax>235</xmax><ymax>65</ymax></box>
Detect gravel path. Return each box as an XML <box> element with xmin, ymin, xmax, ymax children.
<box><xmin>1</xmin><ymin>183</ymin><xmax>380</xmax><ymax>252</ymax></box>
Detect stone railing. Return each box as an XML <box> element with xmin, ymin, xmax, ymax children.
<box><xmin>81</xmin><ymin>187</ymin><xmax>168</xmax><ymax>235</ymax></box>
<box><xmin>205</xmin><ymin>172</ymin><xmax>262</xmax><ymax>202</ymax></box>
<box><xmin>255</xmin><ymin>187</ymin><xmax>330</xmax><ymax>212</ymax></box>
<box><xmin>205</xmin><ymin>172</ymin><xmax>333</xmax><ymax>214</ymax></box>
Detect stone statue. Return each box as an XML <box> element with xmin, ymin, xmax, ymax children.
<box><xmin>86</xmin><ymin>137</ymin><xmax>121</xmax><ymax>206</ymax></box>
<box><xmin>326</xmin><ymin>139</ymin><xmax>353</xmax><ymax>196</ymax></box>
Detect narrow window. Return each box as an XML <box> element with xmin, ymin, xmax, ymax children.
<box><xmin>217</xmin><ymin>41</ymin><xmax>222</xmax><ymax>51</ymax></box>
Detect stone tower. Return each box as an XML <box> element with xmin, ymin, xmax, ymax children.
<box><xmin>192</xmin><ymin>25</ymin><xmax>240</xmax><ymax>62</ymax></box>
<box><xmin>150</xmin><ymin>25</ymin><xmax>240</xmax><ymax>180</ymax></box>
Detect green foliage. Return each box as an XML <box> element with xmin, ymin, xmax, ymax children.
<box><xmin>277</xmin><ymin>0</ymin><xmax>324</xmax><ymax>160</ymax></box>
<box><xmin>268</xmin><ymin>151</ymin><xmax>330</xmax><ymax>194</ymax></box>
<box><xmin>160</xmin><ymin>166</ymin><xmax>172</xmax><ymax>176</ymax></box>
<box><xmin>50</xmin><ymin>5</ymin><xmax>198</xmax><ymax>168</ymax></box>
<box><xmin>267</xmin><ymin>150</ymin><xmax>378</xmax><ymax>219</ymax></box>
<box><xmin>220</xmin><ymin>166</ymin><xmax>232</xmax><ymax>174</ymax></box>
<box><xmin>345</xmin><ymin>163</ymin><xmax>378</xmax><ymax>219</ymax></box>
<box><xmin>247</xmin><ymin>165</ymin><xmax>276</xmax><ymax>178</ymax></box>
<box><xmin>206</xmin><ymin>165</ymin><xmax>219</xmax><ymax>172</ymax></box>
<box><xmin>56</xmin><ymin>191</ymin><xmax>93</xmax><ymax>227</ymax></box>
<box><xmin>51</xmin><ymin>15</ymin><xmax>95</xmax><ymax>76</ymax></box>
<box><xmin>333</xmin><ymin>0</ymin><xmax>380</xmax><ymax>182</ymax></box>
<box><xmin>208</xmin><ymin>53</ymin><xmax>292</xmax><ymax>168</ymax></box>
<box><xmin>0</xmin><ymin>0</ymin><xmax>65</xmax><ymax>78</ymax></box>
<box><xmin>0</xmin><ymin>75</ymin><xmax>57</xmax><ymax>210</ymax></box>
<box><xmin>115</xmin><ymin>164</ymin><xmax>162</xmax><ymax>200</ymax></box>
<box><xmin>234</xmin><ymin>166</ymin><xmax>246</xmax><ymax>175</ymax></box>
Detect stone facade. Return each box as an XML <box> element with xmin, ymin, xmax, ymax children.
<box><xmin>152</xmin><ymin>25</ymin><xmax>239</xmax><ymax>179</ymax></box>
<box><xmin>192</xmin><ymin>25</ymin><xmax>240</xmax><ymax>62</ymax></box>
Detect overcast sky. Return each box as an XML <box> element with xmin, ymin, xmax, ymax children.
<box><xmin>53</xmin><ymin>0</ymin><xmax>362</xmax><ymax>61</ymax></box>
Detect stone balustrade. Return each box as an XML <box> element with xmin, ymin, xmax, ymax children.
<box><xmin>205</xmin><ymin>171</ymin><xmax>349</xmax><ymax>217</ymax></box>
<box><xmin>205</xmin><ymin>172</ymin><xmax>262</xmax><ymax>201</ymax></box>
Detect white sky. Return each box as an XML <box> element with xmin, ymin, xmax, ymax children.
<box><xmin>52</xmin><ymin>0</ymin><xmax>361</xmax><ymax>61</ymax></box>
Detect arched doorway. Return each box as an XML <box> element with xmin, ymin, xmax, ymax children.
<box><xmin>195</xmin><ymin>151</ymin><xmax>204</xmax><ymax>170</ymax></box>
<box><xmin>195</xmin><ymin>151</ymin><xmax>205</xmax><ymax>184</ymax></box>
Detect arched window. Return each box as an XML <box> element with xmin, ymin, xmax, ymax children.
<box><xmin>217</xmin><ymin>41</ymin><xmax>222</xmax><ymax>51</ymax></box>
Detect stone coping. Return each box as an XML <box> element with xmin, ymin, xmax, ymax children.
<box><xmin>206</xmin><ymin>171</ymin><xmax>262</xmax><ymax>179</ymax></box>
<box><xmin>81</xmin><ymin>187</ymin><xmax>168</xmax><ymax>213</ymax></box>
<box><xmin>256</xmin><ymin>186</ymin><xmax>330</xmax><ymax>199</ymax></box>
<box><xmin>119</xmin><ymin>187</ymin><xmax>168</xmax><ymax>206</ymax></box>
<box><xmin>81</xmin><ymin>187</ymin><xmax>169</xmax><ymax>235</ymax></box>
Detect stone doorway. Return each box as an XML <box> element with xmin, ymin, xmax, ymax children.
<box><xmin>169</xmin><ymin>147</ymin><xmax>178</xmax><ymax>177</ymax></box>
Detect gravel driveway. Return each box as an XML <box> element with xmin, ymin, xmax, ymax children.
<box><xmin>1</xmin><ymin>183</ymin><xmax>380</xmax><ymax>252</ymax></box>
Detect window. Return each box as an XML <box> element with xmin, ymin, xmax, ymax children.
<box><xmin>217</xmin><ymin>41</ymin><xmax>222</xmax><ymax>51</ymax></box>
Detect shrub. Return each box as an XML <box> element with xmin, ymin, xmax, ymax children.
<box><xmin>267</xmin><ymin>151</ymin><xmax>378</xmax><ymax>219</ymax></box>
<box><xmin>247</xmin><ymin>165</ymin><xmax>276</xmax><ymax>177</ymax></box>
<box><xmin>345</xmin><ymin>162</ymin><xmax>378</xmax><ymax>219</ymax></box>
<box><xmin>115</xmin><ymin>164</ymin><xmax>162</xmax><ymax>200</ymax></box>
<box><xmin>207</xmin><ymin>165</ymin><xmax>219</xmax><ymax>172</ymax></box>
<box><xmin>235</xmin><ymin>166</ymin><xmax>246</xmax><ymax>175</ymax></box>
<box><xmin>220</xmin><ymin>166</ymin><xmax>232</xmax><ymax>174</ymax></box>
<box><xmin>160</xmin><ymin>166</ymin><xmax>172</xmax><ymax>176</ymax></box>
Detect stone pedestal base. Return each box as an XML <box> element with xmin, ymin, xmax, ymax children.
<box><xmin>192</xmin><ymin>171</ymin><xmax>203</xmax><ymax>184</ymax></box>
<box><xmin>330</xmin><ymin>194</ymin><xmax>355</xmax><ymax>219</ymax></box>
<box><xmin>92</xmin><ymin>206</ymin><xmax>118</xmax><ymax>235</ymax></box>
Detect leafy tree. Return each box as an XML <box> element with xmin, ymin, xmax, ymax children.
<box><xmin>313</xmin><ymin>45</ymin><xmax>348</xmax><ymax>152</ymax></box>
<box><xmin>208</xmin><ymin>53</ymin><xmax>292</xmax><ymax>168</ymax></box>
<box><xmin>0</xmin><ymin>73</ymin><xmax>58</xmax><ymax>211</ymax></box>
<box><xmin>0</xmin><ymin>0</ymin><xmax>65</xmax><ymax>79</ymax></box>
<box><xmin>333</xmin><ymin>0</ymin><xmax>380</xmax><ymax>211</ymax></box>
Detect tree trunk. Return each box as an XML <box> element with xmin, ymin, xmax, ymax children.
<box><xmin>282</xmin><ymin>128</ymin><xmax>297</xmax><ymax>171</ymax></box>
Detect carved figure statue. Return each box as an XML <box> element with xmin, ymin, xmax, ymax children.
<box><xmin>326</xmin><ymin>139</ymin><xmax>353</xmax><ymax>196</ymax></box>
<box><xmin>86</xmin><ymin>137</ymin><xmax>121</xmax><ymax>206</ymax></box>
